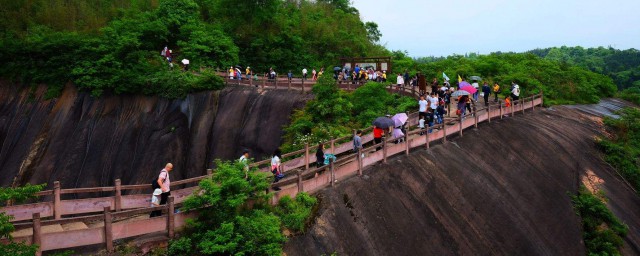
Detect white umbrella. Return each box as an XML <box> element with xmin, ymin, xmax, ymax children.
<box><xmin>181</xmin><ymin>59</ymin><xmax>190</xmax><ymax>65</ymax></box>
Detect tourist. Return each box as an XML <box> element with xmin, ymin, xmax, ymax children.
<box><xmin>418</xmin><ymin>96</ymin><xmax>428</xmax><ymax>121</ymax></box>
<box><xmin>229</xmin><ymin>66</ymin><xmax>234</xmax><ymax>79</ymax></box>
<box><xmin>418</xmin><ymin>118</ymin><xmax>425</xmax><ymax>135</ymax></box>
<box><xmin>271</xmin><ymin>149</ymin><xmax>283</xmax><ymax>187</ymax></box>
<box><xmin>246</xmin><ymin>66</ymin><xmax>251</xmax><ymax>80</ymax></box>
<box><xmin>403</xmin><ymin>70</ymin><xmax>410</xmax><ymax>87</ymax></box>
<box><xmin>353</xmin><ymin>130</ymin><xmax>363</xmax><ymax>153</ymax></box>
<box><xmin>428</xmin><ymin>92</ymin><xmax>439</xmax><ymax>111</ymax></box>
<box><xmin>397</xmin><ymin>73</ymin><xmax>404</xmax><ymax>89</ymax></box>
<box><xmin>472</xmin><ymin>79</ymin><xmax>480</xmax><ymax>102</ymax></box>
<box><xmin>239</xmin><ymin>150</ymin><xmax>250</xmax><ymax>178</ymax></box>
<box><xmin>431</xmin><ymin>78</ymin><xmax>438</xmax><ymax>94</ymax></box>
<box><xmin>154</xmin><ymin>163</ymin><xmax>172</xmax><ymax>216</ymax></box>
<box><xmin>511</xmin><ymin>83</ymin><xmax>520</xmax><ymax>104</ymax></box>
<box><xmin>288</xmin><ymin>70</ymin><xmax>293</xmax><ymax>81</ymax></box>
<box><xmin>165</xmin><ymin>49</ymin><xmax>172</xmax><ymax>63</ymax></box>
<box><xmin>457</xmin><ymin>95</ymin><xmax>468</xmax><ymax>116</ymax></box>
<box><xmin>373</xmin><ymin>126</ymin><xmax>384</xmax><ymax>151</ymax></box>
<box><xmin>493</xmin><ymin>82</ymin><xmax>500</xmax><ymax>102</ymax></box>
<box><xmin>149</xmin><ymin>188</ymin><xmax>162</xmax><ymax>217</ymax></box>
<box><xmin>302</xmin><ymin>68</ymin><xmax>308</xmax><ymax>80</ymax></box>
<box><xmin>316</xmin><ymin>144</ymin><xmax>326</xmax><ymax>167</ymax></box>
<box><xmin>504</xmin><ymin>95</ymin><xmax>512</xmax><ymax>116</ymax></box>
<box><xmin>482</xmin><ymin>81</ymin><xmax>491</xmax><ymax>106</ymax></box>
<box><xmin>312</xmin><ymin>68</ymin><xmax>317</xmax><ymax>80</ymax></box>
<box><xmin>436</xmin><ymin>101</ymin><xmax>446</xmax><ymax>124</ymax></box>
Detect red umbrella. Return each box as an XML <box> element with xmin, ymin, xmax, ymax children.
<box><xmin>460</xmin><ymin>86</ymin><xmax>477</xmax><ymax>94</ymax></box>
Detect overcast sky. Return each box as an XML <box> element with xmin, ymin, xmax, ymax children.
<box><xmin>351</xmin><ymin>0</ymin><xmax>640</xmax><ymax>57</ymax></box>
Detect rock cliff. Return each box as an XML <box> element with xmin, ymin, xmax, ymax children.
<box><xmin>285</xmin><ymin>100</ymin><xmax>640</xmax><ymax>255</ymax></box>
<box><xmin>0</xmin><ymin>83</ymin><xmax>311</xmax><ymax>190</ymax></box>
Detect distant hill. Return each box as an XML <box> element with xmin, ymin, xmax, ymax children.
<box><xmin>528</xmin><ymin>46</ymin><xmax>640</xmax><ymax>90</ymax></box>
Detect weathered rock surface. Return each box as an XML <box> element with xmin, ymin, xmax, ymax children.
<box><xmin>0</xmin><ymin>83</ymin><xmax>310</xmax><ymax>190</ymax></box>
<box><xmin>285</xmin><ymin>100</ymin><xmax>640</xmax><ymax>255</ymax></box>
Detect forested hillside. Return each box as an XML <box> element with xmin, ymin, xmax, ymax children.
<box><xmin>0</xmin><ymin>0</ymin><xmax>384</xmax><ymax>98</ymax></box>
<box><xmin>528</xmin><ymin>46</ymin><xmax>640</xmax><ymax>90</ymax></box>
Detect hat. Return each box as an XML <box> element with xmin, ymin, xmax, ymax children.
<box><xmin>153</xmin><ymin>188</ymin><xmax>162</xmax><ymax>195</ymax></box>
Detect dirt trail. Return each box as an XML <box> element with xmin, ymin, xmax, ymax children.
<box><xmin>285</xmin><ymin>99</ymin><xmax>640</xmax><ymax>255</ymax></box>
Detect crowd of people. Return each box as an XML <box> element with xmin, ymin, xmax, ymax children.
<box><xmin>147</xmin><ymin>70</ymin><xmax>524</xmax><ymax>207</ymax></box>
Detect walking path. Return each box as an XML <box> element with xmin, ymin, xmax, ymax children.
<box><xmin>0</xmin><ymin>82</ymin><xmax>542</xmax><ymax>254</ymax></box>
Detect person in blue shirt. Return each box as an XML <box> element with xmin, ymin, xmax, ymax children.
<box><xmin>482</xmin><ymin>81</ymin><xmax>491</xmax><ymax>106</ymax></box>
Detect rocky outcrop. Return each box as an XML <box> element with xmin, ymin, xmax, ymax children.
<box><xmin>0</xmin><ymin>83</ymin><xmax>311</xmax><ymax>190</ymax></box>
<box><xmin>285</xmin><ymin>101</ymin><xmax>640</xmax><ymax>255</ymax></box>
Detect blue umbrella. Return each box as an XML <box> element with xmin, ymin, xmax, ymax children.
<box><xmin>372</xmin><ymin>117</ymin><xmax>395</xmax><ymax>129</ymax></box>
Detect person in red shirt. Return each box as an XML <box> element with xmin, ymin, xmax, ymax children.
<box><xmin>373</xmin><ymin>126</ymin><xmax>384</xmax><ymax>151</ymax></box>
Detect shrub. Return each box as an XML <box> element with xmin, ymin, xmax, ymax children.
<box><xmin>572</xmin><ymin>186</ymin><xmax>628</xmax><ymax>255</ymax></box>
<box><xmin>275</xmin><ymin>192</ymin><xmax>318</xmax><ymax>232</ymax></box>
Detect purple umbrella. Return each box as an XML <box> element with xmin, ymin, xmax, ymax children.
<box><xmin>392</xmin><ymin>128</ymin><xmax>405</xmax><ymax>139</ymax></box>
<box><xmin>460</xmin><ymin>86</ymin><xmax>477</xmax><ymax>94</ymax></box>
<box><xmin>459</xmin><ymin>81</ymin><xmax>471</xmax><ymax>88</ymax></box>
<box><xmin>391</xmin><ymin>113</ymin><xmax>408</xmax><ymax>127</ymax></box>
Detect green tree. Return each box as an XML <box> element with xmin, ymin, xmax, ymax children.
<box><xmin>364</xmin><ymin>21</ymin><xmax>381</xmax><ymax>43</ymax></box>
<box><xmin>0</xmin><ymin>183</ymin><xmax>46</xmax><ymax>256</ymax></box>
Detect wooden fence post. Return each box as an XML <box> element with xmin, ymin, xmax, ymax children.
<box><xmin>301</xmin><ymin>78</ymin><xmax>305</xmax><ymax>94</ymax></box>
<box><xmin>275</xmin><ymin>77</ymin><xmax>278</xmax><ymax>89</ymax></box>
<box><xmin>442</xmin><ymin>122</ymin><xmax>447</xmax><ymax>143</ymax></box>
<box><xmin>499</xmin><ymin>101</ymin><xmax>503</xmax><ymax>119</ymax></box>
<box><xmin>304</xmin><ymin>143</ymin><xmax>309</xmax><ymax>170</ymax></box>
<box><xmin>33</xmin><ymin>213</ymin><xmax>42</xmax><ymax>256</ymax></box>
<box><xmin>331</xmin><ymin>138</ymin><xmax>335</xmax><ymax>154</ymax></box>
<box><xmin>459</xmin><ymin>115</ymin><xmax>463</xmax><ymax>137</ymax></box>
<box><xmin>167</xmin><ymin>196</ymin><xmax>175</xmax><ymax>239</ymax></box>
<box><xmin>330</xmin><ymin>159</ymin><xmax>335</xmax><ymax>187</ymax></box>
<box><xmin>405</xmin><ymin>136</ymin><xmax>410</xmax><ymax>155</ymax></box>
<box><xmin>297</xmin><ymin>170</ymin><xmax>303</xmax><ymax>192</ymax></box>
<box><xmin>207</xmin><ymin>169</ymin><xmax>213</xmax><ymax>176</ymax></box>
<box><xmin>104</xmin><ymin>206</ymin><xmax>113</xmax><ymax>253</ymax></box>
<box><xmin>487</xmin><ymin>105</ymin><xmax>491</xmax><ymax>123</ymax></box>
<box><xmin>54</xmin><ymin>181</ymin><xmax>61</xmax><ymax>220</ymax></box>
<box><xmin>114</xmin><ymin>179</ymin><xmax>122</xmax><ymax>211</ymax></box>
<box><xmin>474</xmin><ymin>108</ymin><xmax>478</xmax><ymax>128</ymax></box>
<box><xmin>383</xmin><ymin>138</ymin><xmax>388</xmax><ymax>163</ymax></box>
<box><xmin>425</xmin><ymin>128</ymin><xmax>430</xmax><ymax>149</ymax></box>
<box><xmin>357</xmin><ymin>148</ymin><xmax>363</xmax><ymax>176</ymax></box>
<box><xmin>522</xmin><ymin>98</ymin><xmax>525</xmax><ymax>114</ymax></box>
<box><xmin>288</xmin><ymin>78</ymin><xmax>291</xmax><ymax>91</ymax></box>
<box><xmin>532</xmin><ymin>95</ymin><xmax>535</xmax><ymax>111</ymax></box>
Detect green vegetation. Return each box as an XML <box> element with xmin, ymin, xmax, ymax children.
<box><xmin>529</xmin><ymin>46</ymin><xmax>640</xmax><ymax>90</ymax></box>
<box><xmin>0</xmin><ymin>183</ymin><xmax>46</xmax><ymax>256</ymax></box>
<box><xmin>168</xmin><ymin>160</ymin><xmax>316</xmax><ymax>255</ymax></box>
<box><xmin>1</xmin><ymin>0</ymin><xmax>384</xmax><ymax>98</ymax></box>
<box><xmin>572</xmin><ymin>186</ymin><xmax>628</xmax><ymax>255</ymax></box>
<box><xmin>618</xmin><ymin>85</ymin><xmax>640</xmax><ymax>105</ymax></box>
<box><xmin>282</xmin><ymin>75</ymin><xmax>414</xmax><ymax>152</ymax></box>
<box><xmin>396</xmin><ymin>51</ymin><xmax>618</xmax><ymax>105</ymax></box>
<box><xmin>598</xmin><ymin>108</ymin><xmax>640</xmax><ymax>192</ymax></box>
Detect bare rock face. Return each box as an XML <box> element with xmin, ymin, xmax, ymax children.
<box><xmin>285</xmin><ymin>102</ymin><xmax>640</xmax><ymax>255</ymax></box>
<box><xmin>0</xmin><ymin>83</ymin><xmax>311</xmax><ymax>190</ymax></box>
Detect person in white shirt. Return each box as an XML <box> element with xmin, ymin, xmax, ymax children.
<box><xmin>472</xmin><ymin>80</ymin><xmax>480</xmax><ymax>102</ymax></box>
<box><xmin>149</xmin><ymin>188</ymin><xmax>162</xmax><ymax>217</ymax></box>
<box><xmin>397</xmin><ymin>73</ymin><xmax>404</xmax><ymax>89</ymax></box>
<box><xmin>239</xmin><ymin>150</ymin><xmax>250</xmax><ymax>178</ymax></box>
<box><xmin>271</xmin><ymin>149</ymin><xmax>283</xmax><ymax>190</ymax></box>
<box><xmin>428</xmin><ymin>92</ymin><xmax>439</xmax><ymax>110</ymax></box>
<box><xmin>302</xmin><ymin>68</ymin><xmax>308</xmax><ymax>80</ymax></box>
<box><xmin>418</xmin><ymin>96</ymin><xmax>428</xmax><ymax>121</ymax></box>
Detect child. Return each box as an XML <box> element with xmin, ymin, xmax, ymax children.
<box><xmin>504</xmin><ymin>96</ymin><xmax>512</xmax><ymax>117</ymax></box>
<box><xmin>149</xmin><ymin>188</ymin><xmax>162</xmax><ymax>217</ymax></box>
<box><xmin>436</xmin><ymin>101</ymin><xmax>446</xmax><ymax>124</ymax></box>
<box><xmin>418</xmin><ymin>118</ymin><xmax>425</xmax><ymax>135</ymax></box>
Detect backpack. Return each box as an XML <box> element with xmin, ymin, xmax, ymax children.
<box><xmin>152</xmin><ymin>170</ymin><xmax>166</xmax><ymax>190</ymax></box>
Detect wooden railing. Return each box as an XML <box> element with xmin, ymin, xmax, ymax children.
<box><xmin>0</xmin><ymin>87</ymin><xmax>542</xmax><ymax>254</ymax></box>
